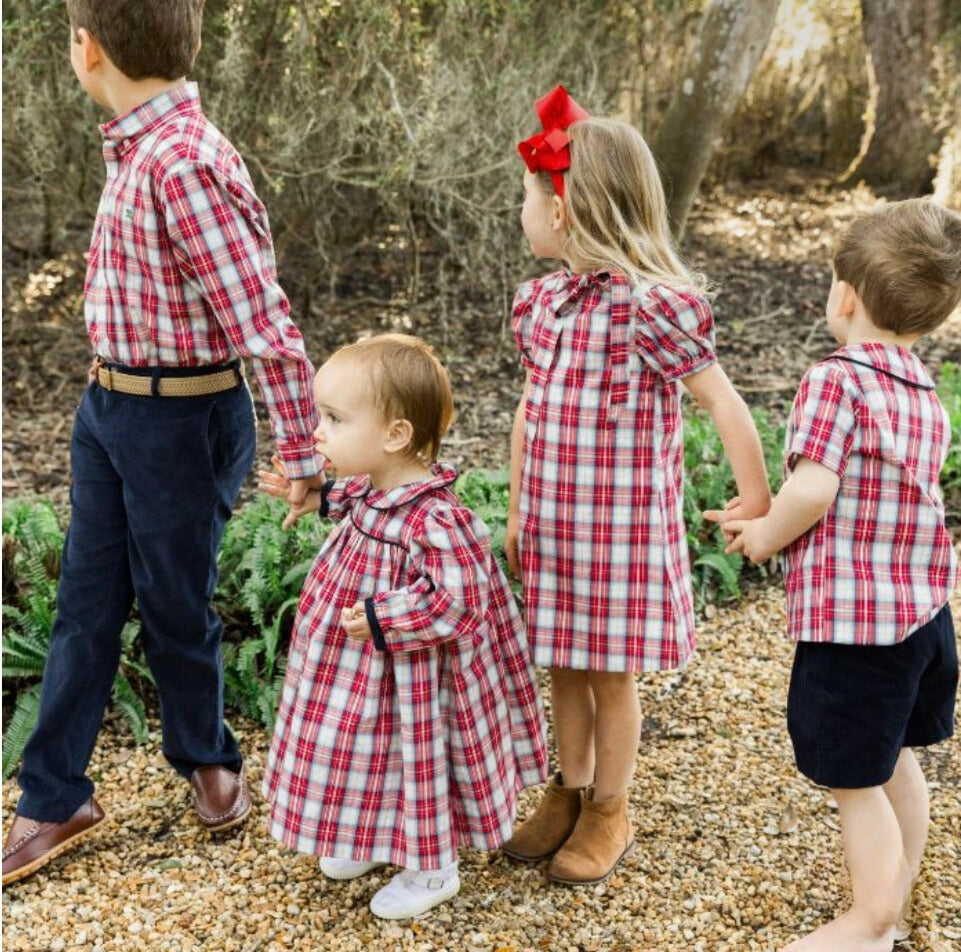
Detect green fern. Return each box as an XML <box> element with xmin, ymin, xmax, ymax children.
<box><xmin>2</xmin><ymin>684</ymin><xmax>42</xmax><ymax>779</ymax></box>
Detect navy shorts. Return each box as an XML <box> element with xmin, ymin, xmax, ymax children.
<box><xmin>787</xmin><ymin>605</ymin><xmax>958</xmax><ymax>789</ymax></box>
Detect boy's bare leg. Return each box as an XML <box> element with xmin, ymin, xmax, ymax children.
<box><xmin>550</xmin><ymin>668</ymin><xmax>596</xmax><ymax>788</ymax></box>
<box><xmin>784</xmin><ymin>786</ymin><xmax>911</xmax><ymax>952</ymax></box>
<box><xmin>882</xmin><ymin>748</ymin><xmax>928</xmax><ymax>928</ymax></box>
<box><xmin>587</xmin><ymin>671</ymin><xmax>641</xmax><ymax>800</ymax></box>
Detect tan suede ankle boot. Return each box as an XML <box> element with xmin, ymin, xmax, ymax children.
<box><xmin>546</xmin><ymin>788</ymin><xmax>635</xmax><ymax>884</ymax></box>
<box><xmin>502</xmin><ymin>773</ymin><xmax>585</xmax><ymax>862</ymax></box>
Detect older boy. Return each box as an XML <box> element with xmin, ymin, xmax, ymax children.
<box><xmin>709</xmin><ymin>198</ymin><xmax>960</xmax><ymax>951</ymax></box>
<box><xmin>2</xmin><ymin>0</ymin><xmax>321</xmax><ymax>886</ymax></box>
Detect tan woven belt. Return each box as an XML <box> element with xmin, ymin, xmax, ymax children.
<box><xmin>95</xmin><ymin>364</ymin><xmax>242</xmax><ymax>397</ymax></box>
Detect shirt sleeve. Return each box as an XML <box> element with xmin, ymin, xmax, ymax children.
<box><xmin>786</xmin><ymin>364</ymin><xmax>858</xmax><ymax>476</ymax></box>
<box><xmin>511</xmin><ymin>280</ymin><xmax>538</xmax><ymax>371</ymax></box>
<box><xmin>161</xmin><ymin>160</ymin><xmax>321</xmax><ymax>479</ymax></box>
<box><xmin>366</xmin><ymin>507</ymin><xmax>490</xmax><ymax>652</ymax></box>
<box><xmin>631</xmin><ymin>285</ymin><xmax>717</xmax><ymax>381</ymax></box>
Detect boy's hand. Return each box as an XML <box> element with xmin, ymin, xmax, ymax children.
<box><xmin>720</xmin><ymin>517</ymin><xmax>776</xmax><ymax>564</ymax></box>
<box><xmin>341</xmin><ymin>603</ymin><xmax>372</xmax><ymax>641</ymax></box>
<box><xmin>504</xmin><ymin>511</ymin><xmax>521</xmax><ymax>578</ymax></box>
<box><xmin>257</xmin><ymin>455</ymin><xmax>321</xmax><ymax>529</ymax></box>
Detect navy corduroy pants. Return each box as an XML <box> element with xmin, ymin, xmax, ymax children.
<box><xmin>17</xmin><ymin>371</ymin><xmax>256</xmax><ymax>822</ymax></box>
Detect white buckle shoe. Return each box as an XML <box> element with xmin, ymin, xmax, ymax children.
<box><xmin>369</xmin><ymin>863</ymin><xmax>460</xmax><ymax>919</ymax></box>
<box><xmin>318</xmin><ymin>856</ymin><xmax>386</xmax><ymax>880</ymax></box>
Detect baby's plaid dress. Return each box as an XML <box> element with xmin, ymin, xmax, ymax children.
<box><xmin>263</xmin><ymin>464</ymin><xmax>548</xmax><ymax>871</ymax></box>
<box><xmin>512</xmin><ymin>269</ymin><xmax>716</xmax><ymax>672</ymax></box>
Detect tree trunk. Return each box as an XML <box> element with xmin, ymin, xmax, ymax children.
<box><xmin>849</xmin><ymin>0</ymin><xmax>946</xmax><ymax>196</ymax></box>
<box><xmin>652</xmin><ymin>0</ymin><xmax>780</xmax><ymax>239</ymax></box>
<box><xmin>933</xmin><ymin>120</ymin><xmax>961</xmax><ymax>210</ymax></box>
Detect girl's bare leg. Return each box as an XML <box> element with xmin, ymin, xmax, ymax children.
<box><xmin>549</xmin><ymin>667</ymin><xmax>596</xmax><ymax>787</ymax></box>
<box><xmin>587</xmin><ymin>670</ymin><xmax>641</xmax><ymax>800</ymax></box>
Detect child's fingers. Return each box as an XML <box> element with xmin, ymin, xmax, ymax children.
<box><xmin>725</xmin><ymin>496</ymin><xmax>741</xmax><ymax>511</ymax></box>
<box><xmin>271</xmin><ymin>454</ymin><xmax>288</xmax><ymax>478</ymax></box>
<box><xmin>702</xmin><ymin>509</ymin><xmax>731</xmax><ymax>524</ymax></box>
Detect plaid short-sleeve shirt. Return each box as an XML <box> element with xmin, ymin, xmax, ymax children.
<box><xmin>783</xmin><ymin>343</ymin><xmax>957</xmax><ymax>645</ymax></box>
<box><xmin>512</xmin><ymin>269</ymin><xmax>716</xmax><ymax>672</ymax></box>
<box><xmin>87</xmin><ymin>82</ymin><xmax>319</xmax><ymax>477</ymax></box>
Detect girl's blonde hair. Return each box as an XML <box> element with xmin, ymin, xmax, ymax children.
<box><xmin>329</xmin><ymin>333</ymin><xmax>454</xmax><ymax>462</ymax></box>
<box><xmin>540</xmin><ymin>117</ymin><xmax>705</xmax><ymax>292</ymax></box>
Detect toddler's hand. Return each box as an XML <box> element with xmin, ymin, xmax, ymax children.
<box><xmin>257</xmin><ymin>455</ymin><xmax>321</xmax><ymax>529</ymax></box>
<box><xmin>703</xmin><ymin>494</ymin><xmax>771</xmax><ymax>541</ymax></box>
<box><xmin>341</xmin><ymin>603</ymin><xmax>373</xmax><ymax>641</ymax></box>
<box><xmin>721</xmin><ymin>517</ymin><xmax>776</xmax><ymax>565</ymax></box>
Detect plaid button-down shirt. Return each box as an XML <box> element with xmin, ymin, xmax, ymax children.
<box><xmin>513</xmin><ymin>269</ymin><xmax>716</xmax><ymax>672</ymax></box>
<box><xmin>87</xmin><ymin>82</ymin><xmax>319</xmax><ymax>478</ymax></box>
<box><xmin>783</xmin><ymin>343</ymin><xmax>957</xmax><ymax>646</ymax></box>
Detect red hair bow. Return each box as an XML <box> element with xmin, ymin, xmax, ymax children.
<box><xmin>517</xmin><ymin>84</ymin><xmax>590</xmax><ymax>197</ymax></box>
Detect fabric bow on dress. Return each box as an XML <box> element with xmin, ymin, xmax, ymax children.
<box><xmin>517</xmin><ymin>84</ymin><xmax>590</xmax><ymax>197</ymax></box>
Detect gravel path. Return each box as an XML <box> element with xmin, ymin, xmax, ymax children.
<box><xmin>3</xmin><ymin>585</ymin><xmax>959</xmax><ymax>952</ymax></box>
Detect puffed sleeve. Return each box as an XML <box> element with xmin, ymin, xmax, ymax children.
<box><xmin>786</xmin><ymin>363</ymin><xmax>858</xmax><ymax>476</ymax></box>
<box><xmin>511</xmin><ymin>280</ymin><xmax>538</xmax><ymax>371</ymax></box>
<box><xmin>631</xmin><ymin>284</ymin><xmax>717</xmax><ymax>381</ymax></box>
<box><xmin>364</xmin><ymin>506</ymin><xmax>491</xmax><ymax>652</ymax></box>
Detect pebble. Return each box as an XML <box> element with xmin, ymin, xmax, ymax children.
<box><xmin>3</xmin><ymin>587</ymin><xmax>959</xmax><ymax>951</ymax></box>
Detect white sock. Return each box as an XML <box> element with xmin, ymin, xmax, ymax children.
<box><xmin>369</xmin><ymin>861</ymin><xmax>460</xmax><ymax>919</ymax></box>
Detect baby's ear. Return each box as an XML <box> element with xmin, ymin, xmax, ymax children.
<box><xmin>384</xmin><ymin>418</ymin><xmax>415</xmax><ymax>455</ymax></box>
<box><xmin>551</xmin><ymin>193</ymin><xmax>568</xmax><ymax>230</ymax></box>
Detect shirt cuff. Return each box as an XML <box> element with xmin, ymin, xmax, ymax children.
<box><xmin>276</xmin><ymin>443</ymin><xmax>324</xmax><ymax>480</ymax></box>
<box><xmin>319</xmin><ymin>479</ymin><xmax>336</xmax><ymax>518</ymax></box>
<box><xmin>365</xmin><ymin>597</ymin><xmax>387</xmax><ymax>651</ymax></box>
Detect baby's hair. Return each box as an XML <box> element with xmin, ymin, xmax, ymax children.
<box><xmin>537</xmin><ymin>117</ymin><xmax>706</xmax><ymax>292</ymax></box>
<box><xmin>833</xmin><ymin>199</ymin><xmax>961</xmax><ymax>336</ymax></box>
<box><xmin>329</xmin><ymin>334</ymin><xmax>454</xmax><ymax>462</ymax></box>
<box><xmin>66</xmin><ymin>0</ymin><xmax>204</xmax><ymax>81</ymax></box>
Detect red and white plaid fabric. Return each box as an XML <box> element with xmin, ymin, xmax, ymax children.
<box><xmin>263</xmin><ymin>464</ymin><xmax>548</xmax><ymax>871</ymax></box>
<box><xmin>87</xmin><ymin>82</ymin><xmax>319</xmax><ymax>478</ymax></box>
<box><xmin>783</xmin><ymin>343</ymin><xmax>957</xmax><ymax>645</ymax></box>
<box><xmin>512</xmin><ymin>269</ymin><xmax>716</xmax><ymax>672</ymax></box>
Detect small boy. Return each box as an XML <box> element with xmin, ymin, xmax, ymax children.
<box><xmin>2</xmin><ymin>0</ymin><xmax>322</xmax><ymax>886</ymax></box>
<box><xmin>708</xmin><ymin>198</ymin><xmax>960</xmax><ymax>951</ymax></box>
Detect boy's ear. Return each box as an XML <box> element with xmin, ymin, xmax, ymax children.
<box><xmin>77</xmin><ymin>28</ymin><xmax>103</xmax><ymax>72</ymax></box>
<box><xmin>836</xmin><ymin>279</ymin><xmax>858</xmax><ymax>317</ymax></box>
<box><xmin>383</xmin><ymin>419</ymin><xmax>415</xmax><ymax>456</ymax></box>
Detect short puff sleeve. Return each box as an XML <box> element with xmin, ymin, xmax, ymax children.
<box><xmin>786</xmin><ymin>364</ymin><xmax>858</xmax><ymax>476</ymax></box>
<box><xmin>632</xmin><ymin>285</ymin><xmax>716</xmax><ymax>381</ymax></box>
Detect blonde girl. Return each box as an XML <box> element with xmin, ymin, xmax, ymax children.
<box><xmin>502</xmin><ymin>86</ymin><xmax>771</xmax><ymax>884</ymax></box>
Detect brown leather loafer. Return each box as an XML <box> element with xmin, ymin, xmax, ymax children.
<box><xmin>190</xmin><ymin>761</ymin><xmax>251</xmax><ymax>833</ymax></box>
<box><xmin>2</xmin><ymin>797</ymin><xmax>106</xmax><ymax>887</ymax></box>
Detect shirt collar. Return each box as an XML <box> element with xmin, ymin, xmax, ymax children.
<box><xmin>830</xmin><ymin>342</ymin><xmax>936</xmax><ymax>389</ymax></box>
<box><xmin>99</xmin><ymin>81</ymin><xmax>200</xmax><ymax>146</ymax></box>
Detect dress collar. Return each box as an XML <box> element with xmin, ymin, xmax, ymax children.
<box><xmin>99</xmin><ymin>81</ymin><xmax>200</xmax><ymax>147</ymax></box>
<box><xmin>343</xmin><ymin>463</ymin><xmax>459</xmax><ymax>511</ymax></box>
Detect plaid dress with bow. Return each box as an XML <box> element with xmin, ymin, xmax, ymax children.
<box><xmin>512</xmin><ymin>269</ymin><xmax>716</xmax><ymax>673</ymax></box>
<box><xmin>263</xmin><ymin>464</ymin><xmax>548</xmax><ymax>871</ymax></box>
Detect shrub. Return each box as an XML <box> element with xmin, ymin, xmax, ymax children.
<box><xmin>938</xmin><ymin>361</ymin><xmax>961</xmax><ymax>497</ymax></box>
<box><xmin>1</xmin><ymin>501</ymin><xmax>151</xmax><ymax>778</ymax></box>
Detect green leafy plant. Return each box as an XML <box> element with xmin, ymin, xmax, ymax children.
<box><xmin>937</xmin><ymin>361</ymin><xmax>961</xmax><ymax>497</ymax></box>
<box><xmin>683</xmin><ymin>404</ymin><xmax>786</xmax><ymax>606</ymax></box>
<box><xmin>217</xmin><ymin>495</ymin><xmax>329</xmax><ymax>725</ymax></box>
<box><xmin>1</xmin><ymin>501</ymin><xmax>152</xmax><ymax>778</ymax></box>
<box><xmin>453</xmin><ymin>468</ymin><xmax>516</xmax><ymax>589</ymax></box>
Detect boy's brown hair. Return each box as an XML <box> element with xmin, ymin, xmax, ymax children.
<box><xmin>833</xmin><ymin>198</ymin><xmax>961</xmax><ymax>336</ymax></box>
<box><xmin>332</xmin><ymin>334</ymin><xmax>455</xmax><ymax>463</ymax></box>
<box><xmin>67</xmin><ymin>0</ymin><xmax>204</xmax><ymax>81</ymax></box>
